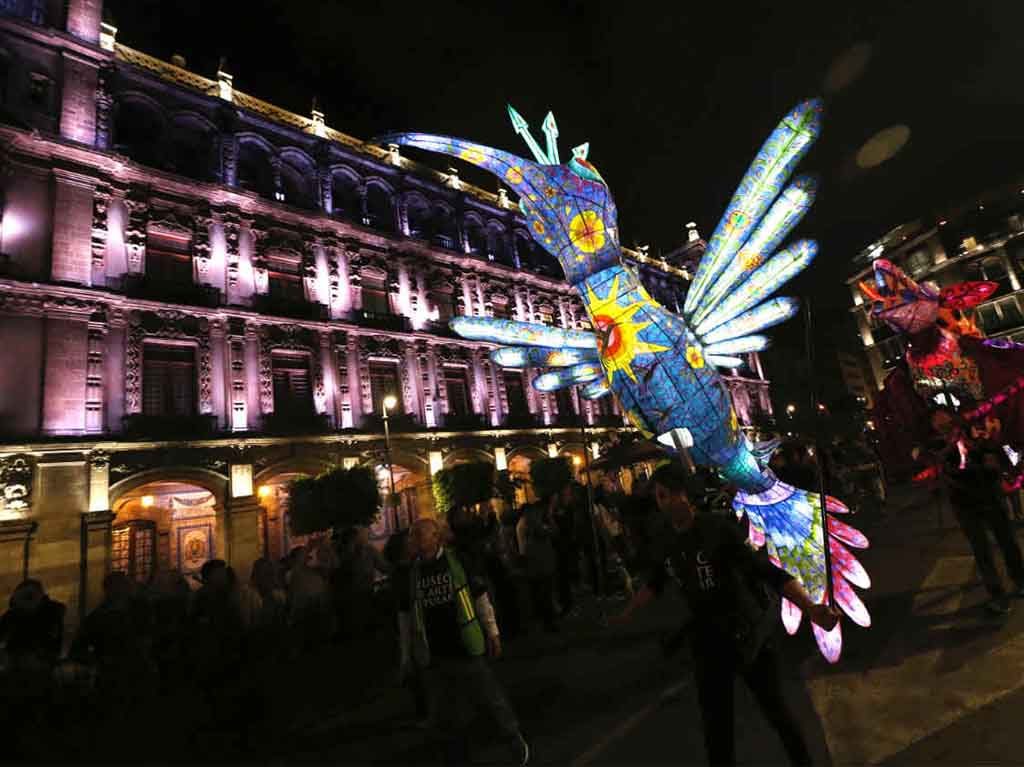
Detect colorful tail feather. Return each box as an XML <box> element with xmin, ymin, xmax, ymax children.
<box><xmin>733</xmin><ymin>479</ymin><xmax>870</xmax><ymax>663</ymax></box>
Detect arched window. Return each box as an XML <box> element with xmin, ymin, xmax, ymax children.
<box><xmin>365</xmin><ymin>184</ymin><xmax>394</xmax><ymax>231</ymax></box>
<box><xmin>406</xmin><ymin>195</ymin><xmax>431</xmax><ymax>239</ymax></box>
<box><xmin>432</xmin><ymin>205</ymin><xmax>459</xmax><ymax>250</ymax></box>
<box><xmin>464</xmin><ymin>216</ymin><xmax>486</xmax><ymax>256</ymax></box>
<box><xmin>279</xmin><ymin>155</ymin><xmax>316</xmax><ymax>210</ymax></box>
<box><xmin>113</xmin><ymin>97</ymin><xmax>164</xmax><ymax>168</ymax></box>
<box><xmin>236</xmin><ymin>140</ymin><xmax>275</xmax><ymax>199</ymax></box>
<box><xmin>487</xmin><ymin>224</ymin><xmax>508</xmax><ymax>263</ymax></box>
<box><xmin>164</xmin><ymin>115</ymin><xmax>217</xmax><ymax>182</ymax></box>
<box><xmin>331</xmin><ymin>170</ymin><xmax>361</xmax><ymax>219</ymax></box>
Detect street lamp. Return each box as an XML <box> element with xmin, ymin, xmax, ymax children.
<box><xmin>786</xmin><ymin>403</ymin><xmax>797</xmax><ymax>418</ymax></box>
<box><xmin>382</xmin><ymin>394</ymin><xmax>399</xmax><ymax>530</ymax></box>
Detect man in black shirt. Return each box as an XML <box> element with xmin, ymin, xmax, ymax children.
<box><xmin>612</xmin><ymin>464</ymin><xmax>838</xmax><ymax>766</ymax></box>
<box><xmin>397</xmin><ymin>518</ymin><xmax>529</xmax><ymax>765</ymax></box>
<box><xmin>929</xmin><ymin>407</ymin><xmax>1024</xmax><ymax>615</ymax></box>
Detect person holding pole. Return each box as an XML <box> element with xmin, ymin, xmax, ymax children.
<box><xmin>611</xmin><ymin>463</ymin><xmax>838</xmax><ymax>766</ymax></box>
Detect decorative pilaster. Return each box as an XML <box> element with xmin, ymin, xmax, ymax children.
<box><xmin>221</xmin><ymin>132</ymin><xmax>238</xmax><ymax>186</ymax></box>
<box><xmin>257</xmin><ymin>327</ymin><xmax>274</xmax><ymax>415</ymax></box>
<box><xmin>334</xmin><ymin>331</ymin><xmax>353</xmax><ymax>428</ymax></box>
<box><xmin>193</xmin><ymin>206</ymin><xmax>213</xmax><ymax>281</ymax></box>
<box><xmin>400</xmin><ymin>340</ymin><xmax>417</xmax><ymax>418</ymax></box>
<box><xmin>222</xmin><ymin>212</ymin><xmax>241</xmax><ymax>289</ymax></box>
<box><xmin>356</xmin><ymin>337</ymin><xmax>373</xmax><ymax>419</ymax></box>
<box><xmin>250</xmin><ymin>225</ymin><xmax>269</xmax><ymax>295</ymax></box>
<box><xmin>90</xmin><ymin>185</ymin><xmax>109</xmax><ymax>283</ymax></box>
<box><xmin>314</xmin><ymin>332</ymin><xmax>329</xmax><ymax>416</ymax></box>
<box><xmin>0</xmin><ymin>455</ymin><xmax>34</xmax><ymax>517</ymax></box>
<box><xmin>198</xmin><ymin>328</ymin><xmax>213</xmax><ymax>416</ymax></box>
<box><xmin>228</xmin><ymin>318</ymin><xmax>248</xmax><ymax>431</ymax></box>
<box><xmin>85</xmin><ymin>313</ymin><xmax>106</xmax><ymax>433</ymax></box>
<box><xmin>94</xmin><ymin>65</ymin><xmax>114</xmax><ymax>150</ymax></box>
<box><xmin>302</xmin><ymin>238</ymin><xmax>319</xmax><ymax>304</ymax></box>
<box><xmin>417</xmin><ymin>341</ymin><xmax>436</xmax><ymax>428</ymax></box>
<box><xmin>481</xmin><ymin>355</ymin><xmax>499</xmax><ymax>426</ymax></box>
<box><xmin>123</xmin><ymin>187</ymin><xmax>149</xmax><ymax>274</ymax></box>
<box><xmin>467</xmin><ymin>350</ymin><xmax>483</xmax><ymax>416</ymax></box>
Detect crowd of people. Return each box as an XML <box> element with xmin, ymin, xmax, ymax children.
<box><xmin>6</xmin><ymin>420</ymin><xmax>1019</xmax><ymax>765</ymax></box>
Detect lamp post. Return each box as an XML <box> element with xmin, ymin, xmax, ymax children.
<box><xmin>382</xmin><ymin>394</ymin><xmax>399</xmax><ymax>531</ymax></box>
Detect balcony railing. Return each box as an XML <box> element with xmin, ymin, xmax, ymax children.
<box><xmin>502</xmin><ymin>412</ymin><xmax>541</xmax><ymax>430</ymax></box>
<box><xmin>122</xmin><ymin>275</ymin><xmax>222</xmax><ymax>308</ymax></box>
<box><xmin>359</xmin><ymin>412</ymin><xmax>420</xmax><ymax>433</ymax></box>
<box><xmin>440</xmin><ymin>413</ymin><xmax>487</xmax><ymax>431</ymax></box>
<box><xmin>355</xmin><ymin>310</ymin><xmax>411</xmax><ymax>333</ymax></box>
<box><xmin>423</xmin><ymin>319</ymin><xmax>457</xmax><ymax>338</ymax></box>
<box><xmin>122</xmin><ymin>413</ymin><xmax>218</xmax><ymax>439</ymax></box>
<box><xmin>260</xmin><ymin>411</ymin><xmax>332</xmax><ymax>435</ymax></box>
<box><xmin>252</xmin><ymin>293</ymin><xmax>329</xmax><ymax>321</ymax></box>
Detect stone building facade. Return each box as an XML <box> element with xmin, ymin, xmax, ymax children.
<box><xmin>0</xmin><ymin>1</ymin><xmax>773</xmax><ymax>627</ymax></box>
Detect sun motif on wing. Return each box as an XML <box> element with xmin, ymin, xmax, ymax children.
<box><xmin>584</xmin><ymin>274</ymin><xmax>669</xmax><ymax>384</ymax></box>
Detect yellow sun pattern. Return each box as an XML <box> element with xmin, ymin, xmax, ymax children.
<box><xmin>569</xmin><ymin>210</ymin><xmax>606</xmax><ymax>253</ymax></box>
<box><xmin>584</xmin><ymin>274</ymin><xmax>670</xmax><ymax>385</ymax></box>
<box><xmin>686</xmin><ymin>346</ymin><xmax>705</xmax><ymax>369</ymax></box>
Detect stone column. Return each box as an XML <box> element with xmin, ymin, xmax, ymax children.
<box><xmin>318</xmin><ymin>160</ymin><xmax>333</xmax><ymax>214</ymax></box>
<box><xmin>65</xmin><ymin>0</ymin><xmax>103</xmax><ymax>43</ymax></box>
<box><xmin>356</xmin><ymin>336</ymin><xmax>373</xmax><ymax>420</ymax></box>
<box><xmin>80</xmin><ymin>450</ymin><xmax>113</xmax><ymax>620</ymax></box>
<box><xmin>59</xmin><ymin>52</ymin><xmax>98</xmax><ymax>144</ymax></box>
<box><xmin>51</xmin><ymin>169</ymin><xmax>97</xmax><ymax>285</ymax></box>
<box><xmin>401</xmin><ymin>341</ymin><xmax>421</xmax><ymax>422</ymax></box>
<box><xmin>227</xmin><ymin>464</ymin><xmax>262</xmax><ymax>576</ymax></box>
<box><xmin>481</xmin><ymin>355</ymin><xmax>499</xmax><ymax>426</ymax></box>
<box><xmin>244</xmin><ymin>324</ymin><xmax>262</xmax><ymax>425</ymax></box>
<box><xmin>32</xmin><ymin>454</ymin><xmax>89</xmax><ymax>631</ymax></box>
<box><xmin>220</xmin><ymin>132</ymin><xmax>238</xmax><ymax>187</ymax></box>
<box><xmin>42</xmin><ymin>301</ymin><xmax>91</xmax><ymax>434</ymax></box>
<box><xmin>0</xmin><ymin>519</ymin><xmax>37</xmax><ymax>613</ymax></box>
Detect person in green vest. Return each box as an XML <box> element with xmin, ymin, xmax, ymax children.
<box><xmin>398</xmin><ymin>517</ymin><xmax>530</xmax><ymax>766</ymax></box>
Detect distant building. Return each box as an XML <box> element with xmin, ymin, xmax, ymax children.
<box><xmin>846</xmin><ymin>179</ymin><xmax>1024</xmax><ymax>392</ymax></box>
<box><xmin>836</xmin><ymin>351</ymin><xmax>874</xmax><ymax>408</ymax></box>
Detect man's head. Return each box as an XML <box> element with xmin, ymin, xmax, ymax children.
<box><xmin>200</xmin><ymin>558</ymin><xmax>229</xmax><ymax>589</ymax></box>
<box><xmin>651</xmin><ymin>464</ymin><xmax>697</xmax><ymax>528</ymax></box>
<box><xmin>411</xmin><ymin>518</ymin><xmax>444</xmax><ymax>560</ymax></box>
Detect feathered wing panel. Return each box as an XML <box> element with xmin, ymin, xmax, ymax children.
<box><xmin>533</xmin><ymin>362</ymin><xmax>603</xmax><ymax>391</ymax></box>
<box><xmin>704</xmin><ymin>335</ymin><xmax>770</xmax><ymax>357</ymax></box>
<box><xmin>734</xmin><ymin>484</ymin><xmax>870</xmax><ymax>664</ymax></box>
<box><xmin>449</xmin><ymin>317</ymin><xmax>597</xmax><ymax>349</ymax></box>
<box><xmin>690</xmin><ymin>177</ymin><xmax>817</xmax><ymax>328</ymax></box>
<box><xmin>581</xmin><ymin>380</ymin><xmax>611</xmax><ymax>399</ymax></box>
<box><xmin>695</xmin><ymin>240</ymin><xmax>817</xmax><ymax>339</ymax></box>
<box><xmin>684</xmin><ymin>99</ymin><xmax>823</xmax><ymax>318</ymax></box>
<box><xmin>701</xmin><ymin>298</ymin><xmax>800</xmax><ymax>345</ymax></box>
<box><xmin>707</xmin><ymin>354</ymin><xmax>745</xmax><ymax>368</ymax></box>
<box><xmin>491</xmin><ymin>346</ymin><xmax>598</xmax><ymax>368</ymax></box>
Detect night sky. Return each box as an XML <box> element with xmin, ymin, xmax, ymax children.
<box><xmin>105</xmin><ymin>0</ymin><xmax>1024</xmax><ymax>407</ymax></box>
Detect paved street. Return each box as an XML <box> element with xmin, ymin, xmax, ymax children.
<box><xmin>270</xmin><ymin>485</ymin><xmax>1024</xmax><ymax>765</ymax></box>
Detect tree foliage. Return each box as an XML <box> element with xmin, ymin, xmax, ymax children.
<box><xmin>529</xmin><ymin>456</ymin><xmax>572</xmax><ymax>500</ymax></box>
<box><xmin>286</xmin><ymin>465</ymin><xmax>380</xmax><ymax>536</ymax></box>
<box><xmin>432</xmin><ymin>461</ymin><xmax>495</xmax><ymax>516</ymax></box>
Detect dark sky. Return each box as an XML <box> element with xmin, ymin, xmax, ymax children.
<box><xmin>106</xmin><ymin>0</ymin><xmax>1024</xmax><ymax>406</ymax></box>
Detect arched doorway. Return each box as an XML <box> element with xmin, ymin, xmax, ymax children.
<box><xmin>111</xmin><ymin>479</ymin><xmax>223</xmax><ymax>588</ymax></box>
<box><xmin>371</xmin><ymin>456</ymin><xmax>430</xmax><ymax>538</ymax></box>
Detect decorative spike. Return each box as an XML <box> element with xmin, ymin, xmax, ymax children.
<box><xmin>542</xmin><ymin>111</ymin><xmax>560</xmax><ymax>164</ymax></box>
<box><xmin>572</xmin><ymin>142</ymin><xmax>590</xmax><ymax>160</ymax></box>
<box><xmin>506</xmin><ymin>104</ymin><xmax>550</xmax><ymax>164</ymax></box>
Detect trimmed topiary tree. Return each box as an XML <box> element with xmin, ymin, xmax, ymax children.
<box><xmin>287</xmin><ymin>465</ymin><xmax>380</xmax><ymax>536</ymax></box>
<box><xmin>432</xmin><ymin>461</ymin><xmax>496</xmax><ymax>517</ymax></box>
<box><xmin>529</xmin><ymin>456</ymin><xmax>572</xmax><ymax>501</ymax></box>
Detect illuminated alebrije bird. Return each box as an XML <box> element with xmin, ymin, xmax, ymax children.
<box><xmin>380</xmin><ymin>100</ymin><xmax>870</xmax><ymax>662</ymax></box>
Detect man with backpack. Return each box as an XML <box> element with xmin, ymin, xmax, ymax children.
<box><xmin>611</xmin><ymin>464</ymin><xmax>838</xmax><ymax>766</ymax></box>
